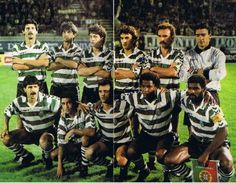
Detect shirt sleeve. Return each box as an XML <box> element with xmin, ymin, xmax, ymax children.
<box><xmin>102</xmin><ymin>50</ymin><xmax>113</xmax><ymax>72</ymax></box>
<box><xmin>209</xmin><ymin>105</ymin><xmax>227</xmax><ymax>128</ymax></box>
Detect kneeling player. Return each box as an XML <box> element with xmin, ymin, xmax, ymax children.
<box><xmin>164</xmin><ymin>74</ymin><xmax>234</xmax><ymax>182</ymax></box>
<box><xmin>51</xmin><ymin>93</ymin><xmax>96</xmax><ymax>178</ymax></box>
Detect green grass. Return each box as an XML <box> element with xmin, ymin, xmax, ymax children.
<box><xmin>0</xmin><ymin>64</ymin><xmax>235</xmax><ymax>182</ymax></box>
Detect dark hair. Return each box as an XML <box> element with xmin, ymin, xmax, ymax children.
<box><xmin>88</xmin><ymin>24</ymin><xmax>107</xmax><ymax>45</ymax></box>
<box><xmin>60</xmin><ymin>21</ymin><xmax>78</xmax><ymax>34</ymax></box>
<box><xmin>98</xmin><ymin>79</ymin><xmax>113</xmax><ymax>104</ymax></box>
<box><xmin>156</xmin><ymin>22</ymin><xmax>176</xmax><ymax>43</ymax></box>
<box><xmin>23</xmin><ymin>19</ymin><xmax>38</xmax><ymax>31</ymax></box>
<box><xmin>23</xmin><ymin>75</ymin><xmax>39</xmax><ymax>88</ymax></box>
<box><xmin>188</xmin><ymin>74</ymin><xmax>206</xmax><ymax>89</ymax></box>
<box><xmin>60</xmin><ymin>92</ymin><xmax>78</xmax><ymax>111</ymax></box>
<box><xmin>194</xmin><ymin>23</ymin><xmax>211</xmax><ymax>34</ymax></box>
<box><xmin>140</xmin><ymin>73</ymin><xmax>160</xmax><ymax>87</ymax></box>
<box><xmin>119</xmin><ymin>25</ymin><xmax>139</xmax><ymax>47</ymax></box>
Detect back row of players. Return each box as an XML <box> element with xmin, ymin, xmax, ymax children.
<box><xmin>1</xmin><ymin>19</ymin><xmax>234</xmax><ymax>182</ymax></box>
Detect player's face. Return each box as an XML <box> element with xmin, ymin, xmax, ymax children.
<box><xmin>62</xmin><ymin>30</ymin><xmax>76</xmax><ymax>42</ymax></box>
<box><xmin>90</xmin><ymin>33</ymin><xmax>103</xmax><ymax>48</ymax></box>
<box><xmin>195</xmin><ymin>28</ymin><xmax>211</xmax><ymax>49</ymax></box>
<box><xmin>24</xmin><ymin>84</ymin><xmax>39</xmax><ymax>101</ymax></box>
<box><xmin>157</xmin><ymin>29</ymin><xmax>173</xmax><ymax>48</ymax></box>
<box><xmin>23</xmin><ymin>24</ymin><xmax>38</xmax><ymax>40</ymax></box>
<box><xmin>99</xmin><ymin>84</ymin><xmax>111</xmax><ymax>103</ymax></box>
<box><xmin>141</xmin><ymin>80</ymin><xmax>157</xmax><ymax>97</ymax></box>
<box><xmin>61</xmin><ymin>98</ymin><xmax>73</xmax><ymax>114</ymax></box>
<box><xmin>187</xmin><ymin>83</ymin><xmax>204</xmax><ymax>103</ymax></box>
<box><xmin>120</xmin><ymin>33</ymin><xmax>134</xmax><ymax>50</ymax></box>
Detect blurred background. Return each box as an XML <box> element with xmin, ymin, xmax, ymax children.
<box><xmin>0</xmin><ymin>0</ymin><xmax>113</xmax><ymax>55</ymax></box>
<box><xmin>115</xmin><ymin>0</ymin><xmax>236</xmax><ymax>62</ymax></box>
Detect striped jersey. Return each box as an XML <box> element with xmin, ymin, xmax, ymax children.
<box><xmin>126</xmin><ymin>89</ymin><xmax>181</xmax><ymax>137</ymax></box>
<box><xmin>88</xmin><ymin>100</ymin><xmax>133</xmax><ymax>144</ymax></box>
<box><xmin>81</xmin><ymin>48</ymin><xmax>113</xmax><ymax>88</ymax></box>
<box><xmin>57</xmin><ymin>111</ymin><xmax>96</xmax><ymax>145</ymax></box>
<box><xmin>180</xmin><ymin>46</ymin><xmax>226</xmax><ymax>91</ymax></box>
<box><xmin>4</xmin><ymin>92</ymin><xmax>61</xmax><ymax>132</ymax></box>
<box><xmin>12</xmin><ymin>40</ymin><xmax>49</xmax><ymax>82</ymax></box>
<box><xmin>114</xmin><ymin>48</ymin><xmax>148</xmax><ymax>91</ymax></box>
<box><xmin>147</xmin><ymin>47</ymin><xmax>184</xmax><ymax>89</ymax></box>
<box><xmin>50</xmin><ymin>43</ymin><xmax>83</xmax><ymax>85</ymax></box>
<box><xmin>181</xmin><ymin>95</ymin><xmax>227</xmax><ymax>141</ymax></box>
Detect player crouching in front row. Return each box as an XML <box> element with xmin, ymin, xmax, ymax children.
<box><xmin>50</xmin><ymin>93</ymin><xmax>96</xmax><ymax>178</ymax></box>
<box><xmin>1</xmin><ymin>75</ymin><xmax>61</xmax><ymax>169</ymax></box>
<box><xmin>164</xmin><ymin>74</ymin><xmax>234</xmax><ymax>182</ymax></box>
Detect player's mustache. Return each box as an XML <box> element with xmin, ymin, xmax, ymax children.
<box><xmin>30</xmin><ymin>92</ymin><xmax>36</xmax><ymax>95</ymax></box>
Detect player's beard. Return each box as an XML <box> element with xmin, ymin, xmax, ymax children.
<box><xmin>160</xmin><ymin>37</ymin><xmax>174</xmax><ymax>49</ymax></box>
<box><xmin>144</xmin><ymin>91</ymin><xmax>157</xmax><ymax>102</ymax></box>
<box><xmin>189</xmin><ymin>93</ymin><xmax>203</xmax><ymax>104</ymax></box>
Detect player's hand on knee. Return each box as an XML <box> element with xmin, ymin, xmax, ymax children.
<box><xmin>1</xmin><ymin>130</ymin><xmax>9</xmax><ymax>139</ymax></box>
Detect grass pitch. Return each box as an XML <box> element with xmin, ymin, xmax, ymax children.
<box><xmin>0</xmin><ymin>64</ymin><xmax>235</xmax><ymax>182</ymax></box>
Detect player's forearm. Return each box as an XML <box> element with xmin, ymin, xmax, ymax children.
<box><xmin>204</xmin><ymin>127</ymin><xmax>228</xmax><ymax>155</ymax></box>
<box><xmin>78</xmin><ymin>66</ymin><xmax>101</xmax><ymax>76</ymax></box>
<box><xmin>56</xmin><ymin>58</ymin><xmax>78</xmax><ymax>69</ymax></box>
<box><xmin>12</xmin><ymin>64</ymin><xmax>32</xmax><ymax>70</ymax></box>
<box><xmin>24</xmin><ymin>59</ymin><xmax>49</xmax><ymax>67</ymax></box>
<box><xmin>74</xmin><ymin>128</ymin><xmax>96</xmax><ymax>137</ymax></box>
<box><xmin>115</xmin><ymin>69</ymin><xmax>136</xmax><ymax>80</ymax></box>
<box><xmin>4</xmin><ymin>115</ymin><xmax>10</xmax><ymax>131</ymax></box>
<box><xmin>94</xmin><ymin>70</ymin><xmax>111</xmax><ymax>78</ymax></box>
<box><xmin>47</xmin><ymin>63</ymin><xmax>65</xmax><ymax>71</ymax></box>
<box><xmin>57</xmin><ymin>145</ymin><xmax>64</xmax><ymax>168</ymax></box>
<box><xmin>150</xmin><ymin>67</ymin><xmax>177</xmax><ymax>77</ymax></box>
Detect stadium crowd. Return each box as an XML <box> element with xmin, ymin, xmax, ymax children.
<box><xmin>0</xmin><ymin>0</ymin><xmax>112</xmax><ymax>36</ymax></box>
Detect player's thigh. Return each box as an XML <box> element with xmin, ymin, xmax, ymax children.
<box><xmin>164</xmin><ymin>144</ymin><xmax>190</xmax><ymax>165</ymax></box>
<box><xmin>9</xmin><ymin>128</ymin><xmax>35</xmax><ymax>144</ymax></box>
<box><xmin>211</xmin><ymin>146</ymin><xmax>234</xmax><ymax>168</ymax></box>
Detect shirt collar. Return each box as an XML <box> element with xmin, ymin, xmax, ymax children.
<box><xmin>194</xmin><ymin>44</ymin><xmax>211</xmax><ymax>54</ymax></box>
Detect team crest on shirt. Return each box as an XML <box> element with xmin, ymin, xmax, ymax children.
<box><xmin>211</xmin><ymin>113</ymin><xmax>223</xmax><ymax>123</ymax></box>
<box><xmin>200</xmin><ymin>121</ymin><xmax>205</xmax><ymax>127</ymax></box>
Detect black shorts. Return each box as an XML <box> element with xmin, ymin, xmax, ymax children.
<box><xmin>17</xmin><ymin>80</ymin><xmax>48</xmax><ymax>97</ymax></box>
<box><xmin>129</xmin><ymin>131</ymin><xmax>179</xmax><ymax>154</ymax></box>
<box><xmin>62</xmin><ymin>142</ymin><xmax>82</xmax><ymax>162</ymax></box>
<box><xmin>187</xmin><ymin>135</ymin><xmax>230</xmax><ymax>158</ymax></box>
<box><xmin>9</xmin><ymin>126</ymin><xmax>57</xmax><ymax>146</ymax></box>
<box><xmin>81</xmin><ymin>86</ymin><xmax>99</xmax><ymax>104</ymax></box>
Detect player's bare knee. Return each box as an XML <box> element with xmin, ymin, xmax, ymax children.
<box><xmin>220</xmin><ymin>158</ymin><xmax>234</xmax><ymax>173</ymax></box>
<box><xmin>156</xmin><ymin>148</ymin><xmax>166</xmax><ymax>161</ymax></box>
<box><xmin>127</xmin><ymin>147</ymin><xmax>136</xmax><ymax>159</ymax></box>
<box><xmin>39</xmin><ymin>133</ymin><xmax>54</xmax><ymax>151</ymax></box>
<box><xmin>2</xmin><ymin>134</ymin><xmax>12</xmax><ymax>146</ymax></box>
<box><xmin>81</xmin><ymin>136</ymin><xmax>90</xmax><ymax>147</ymax></box>
<box><xmin>85</xmin><ymin>147</ymin><xmax>94</xmax><ymax>160</ymax></box>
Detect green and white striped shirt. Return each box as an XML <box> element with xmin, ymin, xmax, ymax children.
<box><xmin>181</xmin><ymin>95</ymin><xmax>227</xmax><ymax>141</ymax></box>
<box><xmin>81</xmin><ymin>48</ymin><xmax>113</xmax><ymax>88</ymax></box>
<box><xmin>12</xmin><ymin>40</ymin><xmax>49</xmax><ymax>82</ymax></box>
<box><xmin>50</xmin><ymin>43</ymin><xmax>83</xmax><ymax>85</ymax></box>
<box><xmin>4</xmin><ymin>92</ymin><xmax>61</xmax><ymax>132</ymax></box>
<box><xmin>57</xmin><ymin>111</ymin><xmax>95</xmax><ymax>145</ymax></box>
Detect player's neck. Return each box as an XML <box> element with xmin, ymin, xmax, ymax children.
<box><xmin>25</xmin><ymin>38</ymin><xmax>36</xmax><ymax>47</ymax></box>
<box><xmin>63</xmin><ymin>41</ymin><xmax>72</xmax><ymax>51</ymax></box>
<box><xmin>27</xmin><ymin>97</ymin><xmax>38</xmax><ymax>106</ymax></box>
<box><xmin>123</xmin><ymin>48</ymin><xmax>133</xmax><ymax>56</ymax></box>
<box><xmin>102</xmin><ymin>103</ymin><xmax>112</xmax><ymax>112</ymax></box>
<box><xmin>92</xmin><ymin>47</ymin><xmax>102</xmax><ymax>56</ymax></box>
<box><xmin>160</xmin><ymin>47</ymin><xmax>170</xmax><ymax>57</ymax></box>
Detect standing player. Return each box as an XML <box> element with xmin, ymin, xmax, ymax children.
<box><xmin>78</xmin><ymin>24</ymin><xmax>113</xmax><ymax>104</ymax></box>
<box><xmin>51</xmin><ymin>93</ymin><xmax>96</xmax><ymax>178</ymax></box>
<box><xmin>1</xmin><ymin>76</ymin><xmax>61</xmax><ymax>169</ymax></box>
<box><xmin>48</xmin><ymin>21</ymin><xmax>83</xmax><ymax>101</ymax></box>
<box><xmin>12</xmin><ymin>19</ymin><xmax>49</xmax><ymax>97</ymax></box>
<box><xmin>114</xmin><ymin>24</ymin><xmax>148</xmax><ymax>99</ymax></box>
<box><xmin>145</xmin><ymin>22</ymin><xmax>184</xmax><ymax>171</ymax></box>
<box><xmin>164</xmin><ymin>75</ymin><xmax>234</xmax><ymax>182</ymax></box>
